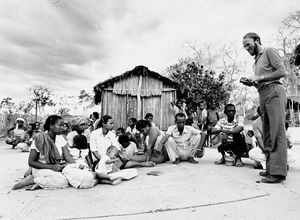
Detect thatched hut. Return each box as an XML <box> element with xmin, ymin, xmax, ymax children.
<box><xmin>93</xmin><ymin>65</ymin><xmax>180</xmax><ymax>130</ymax></box>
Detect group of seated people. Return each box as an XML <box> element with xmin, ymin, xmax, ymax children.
<box><xmin>9</xmin><ymin>102</ymin><xmax>295</xmax><ymax>190</ymax></box>
<box><xmin>6</xmin><ymin>118</ymin><xmax>41</xmax><ymax>152</ymax></box>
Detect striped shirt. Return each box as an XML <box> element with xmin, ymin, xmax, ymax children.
<box><xmin>214</xmin><ymin>116</ymin><xmax>244</xmax><ymax>131</ymax></box>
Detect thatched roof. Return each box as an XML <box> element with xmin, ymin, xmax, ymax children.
<box><xmin>93</xmin><ymin>65</ymin><xmax>179</xmax><ymax>104</ymax></box>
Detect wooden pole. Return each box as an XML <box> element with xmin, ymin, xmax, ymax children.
<box><xmin>137</xmin><ymin>75</ymin><xmax>142</xmax><ymax>120</ymax></box>
<box><xmin>35</xmin><ymin>99</ymin><xmax>38</xmax><ymax>122</ymax></box>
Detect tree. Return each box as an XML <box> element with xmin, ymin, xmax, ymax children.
<box><xmin>16</xmin><ymin>100</ymin><xmax>35</xmax><ymax>122</ymax></box>
<box><xmin>0</xmin><ymin>97</ymin><xmax>16</xmax><ymax>125</ymax></box>
<box><xmin>78</xmin><ymin>90</ymin><xmax>92</xmax><ymax>103</ymax></box>
<box><xmin>277</xmin><ymin>11</ymin><xmax>300</xmax><ymax>95</ymax></box>
<box><xmin>17</xmin><ymin>101</ymin><xmax>34</xmax><ymax>115</ymax></box>
<box><xmin>166</xmin><ymin>58</ymin><xmax>230</xmax><ymax>109</ymax></box>
<box><xmin>29</xmin><ymin>85</ymin><xmax>54</xmax><ymax>121</ymax></box>
<box><xmin>58</xmin><ymin>107</ymin><xmax>70</xmax><ymax>116</ymax></box>
<box><xmin>78</xmin><ymin>90</ymin><xmax>94</xmax><ymax>115</ymax></box>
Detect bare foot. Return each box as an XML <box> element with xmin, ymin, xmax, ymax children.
<box><xmin>12</xmin><ymin>175</ymin><xmax>34</xmax><ymax>190</ymax></box>
<box><xmin>25</xmin><ymin>184</ymin><xmax>41</xmax><ymax>191</ymax></box>
<box><xmin>111</xmin><ymin>178</ymin><xmax>122</xmax><ymax>185</ymax></box>
<box><xmin>143</xmin><ymin>161</ymin><xmax>156</xmax><ymax>167</ymax></box>
<box><xmin>100</xmin><ymin>178</ymin><xmax>121</xmax><ymax>185</ymax></box>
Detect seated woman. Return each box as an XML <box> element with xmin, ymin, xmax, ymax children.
<box><xmin>27</xmin><ymin>115</ymin><xmax>77</xmax><ymax>190</ymax></box>
<box><xmin>13</xmin><ymin>115</ymin><xmax>77</xmax><ymax>190</ymax></box>
<box><xmin>133</xmin><ymin>120</ymin><xmax>167</xmax><ymax>164</ymax></box>
<box><xmin>6</xmin><ymin>118</ymin><xmax>27</xmax><ymax>149</ymax></box>
<box><xmin>13</xmin><ymin>116</ymin><xmax>97</xmax><ymax>190</ymax></box>
<box><xmin>16</xmin><ymin>123</ymin><xmax>37</xmax><ymax>152</ymax></box>
<box><xmin>67</xmin><ymin>117</ymin><xmax>92</xmax><ymax>168</ymax></box>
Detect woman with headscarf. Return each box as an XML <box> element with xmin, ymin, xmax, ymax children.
<box><xmin>25</xmin><ymin>115</ymin><xmax>75</xmax><ymax>190</ymax></box>
<box><xmin>6</xmin><ymin>118</ymin><xmax>27</xmax><ymax>149</ymax></box>
<box><xmin>67</xmin><ymin>117</ymin><xmax>92</xmax><ymax>168</ymax></box>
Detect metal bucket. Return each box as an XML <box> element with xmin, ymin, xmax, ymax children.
<box><xmin>224</xmin><ymin>151</ymin><xmax>235</xmax><ymax>166</ymax></box>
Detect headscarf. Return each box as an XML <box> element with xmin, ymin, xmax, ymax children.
<box><xmin>15</xmin><ymin>117</ymin><xmax>25</xmax><ymax>130</ymax></box>
<box><xmin>34</xmin><ymin>132</ymin><xmax>63</xmax><ymax>164</ymax></box>
<box><xmin>16</xmin><ymin>118</ymin><xmax>25</xmax><ymax>123</ymax></box>
<box><xmin>72</xmin><ymin>117</ymin><xmax>87</xmax><ymax>130</ymax></box>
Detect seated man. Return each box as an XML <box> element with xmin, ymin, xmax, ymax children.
<box><xmin>213</xmin><ymin>104</ymin><xmax>247</xmax><ymax>167</ymax></box>
<box><xmin>157</xmin><ymin>113</ymin><xmax>206</xmax><ymax>164</ymax></box>
<box><xmin>249</xmin><ymin>107</ymin><xmax>295</xmax><ymax>170</ymax></box>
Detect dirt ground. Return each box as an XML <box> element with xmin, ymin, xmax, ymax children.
<box><xmin>0</xmin><ymin>129</ymin><xmax>300</xmax><ymax>220</ymax></box>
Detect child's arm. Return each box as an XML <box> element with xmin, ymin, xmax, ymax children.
<box><xmin>92</xmin><ymin>151</ymin><xmax>101</xmax><ymax>161</ymax></box>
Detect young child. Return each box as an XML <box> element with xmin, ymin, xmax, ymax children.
<box><xmin>118</xmin><ymin>134</ymin><xmax>155</xmax><ymax>168</ymax></box>
<box><xmin>116</xmin><ymin>127</ymin><xmax>125</xmax><ymax>137</ymax></box>
<box><xmin>145</xmin><ymin>113</ymin><xmax>156</xmax><ymax>128</ymax></box>
<box><xmin>118</xmin><ymin>134</ymin><xmax>138</xmax><ymax>160</ymax></box>
<box><xmin>95</xmin><ymin>146</ymin><xmax>122</xmax><ymax>185</ymax></box>
<box><xmin>126</xmin><ymin>118</ymin><xmax>141</xmax><ymax>149</ymax></box>
<box><xmin>170</xmin><ymin>99</ymin><xmax>187</xmax><ymax>118</ymax></box>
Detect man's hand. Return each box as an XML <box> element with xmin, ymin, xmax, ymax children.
<box><xmin>247</xmin><ymin>75</ymin><xmax>261</xmax><ymax>83</ymax></box>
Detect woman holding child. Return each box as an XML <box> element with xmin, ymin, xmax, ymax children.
<box><xmin>28</xmin><ymin>115</ymin><xmax>76</xmax><ymax>190</ymax></box>
<box><xmin>14</xmin><ymin>115</ymin><xmax>96</xmax><ymax>190</ymax></box>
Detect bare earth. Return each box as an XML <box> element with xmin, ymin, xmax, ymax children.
<box><xmin>0</xmin><ymin>128</ymin><xmax>300</xmax><ymax>220</ymax></box>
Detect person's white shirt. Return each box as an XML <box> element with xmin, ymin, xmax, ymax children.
<box><xmin>166</xmin><ymin>125</ymin><xmax>201</xmax><ymax>149</ymax></box>
<box><xmin>66</xmin><ymin>130</ymin><xmax>90</xmax><ymax>163</ymax></box>
<box><xmin>95</xmin><ymin>155</ymin><xmax>113</xmax><ymax>174</ymax></box>
<box><xmin>90</xmin><ymin>128</ymin><xmax>121</xmax><ymax>158</ymax></box>
<box><xmin>121</xmin><ymin>141</ymin><xmax>138</xmax><ymax>160</ymax></box>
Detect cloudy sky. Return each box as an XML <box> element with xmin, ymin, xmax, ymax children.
<box><xmin>0</xmin><ymin>0</ymin><xmax>299</xmax><ymax>102</ymax></box>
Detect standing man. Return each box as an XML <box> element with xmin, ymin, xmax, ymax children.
<box><xmin>242</xmin><ymin>32</ymin><xmax>287</xmax><ymax>183</ymax></box>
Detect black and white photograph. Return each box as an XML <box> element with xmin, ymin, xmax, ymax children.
<box><xmin>0</xmin><ymin>0</ymin><xmax>300</xmax><ymax>219</ymax></box>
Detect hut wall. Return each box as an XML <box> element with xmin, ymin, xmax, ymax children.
<box><xmin>161</xmin><ymin>90</ymin><xmax>176</xmax><ymax>130</ymax></box>
<box><xmin>101</xmin><ymin>76</ymin><xmax>177</xmax><ymax>131</ymax></box>
<box><xmin>141</xmin><ymin>96</ymin><xmax>161</xmax><ymax>127</ymax></box>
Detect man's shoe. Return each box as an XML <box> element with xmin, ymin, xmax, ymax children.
<box><xmin>259</xmin><ymin>171</ymin><xmax>269</xmax><ymax>177</ymax></box>
<box><xmin>214</xmin><ymin>157</ymin><xmax>225</xmax><ymax>165</ymax></box>
<box><xmin>172</xmin><ymin>158</ymin><xmax>180</xmax><ymax>165</ymax></box>
<box><xmin>261</xmin><ymin>175</ymin><xmax>286</xmax><ymax>184</ymax></box>
<box><xmin>187</xmin><ymin>157</ymin><xmax>199</xmax><ymax>164</ymax></box>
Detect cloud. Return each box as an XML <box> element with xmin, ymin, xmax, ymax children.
<box><xmin>0</xmin><ymin>0</ymin><xmax>299</xmax><ymax>102</ymax></box>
